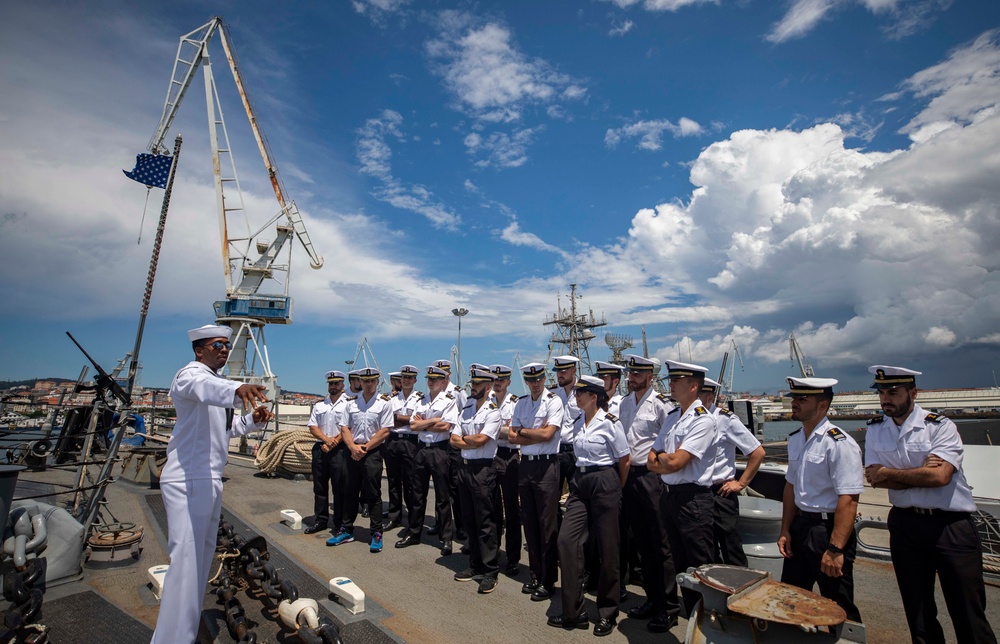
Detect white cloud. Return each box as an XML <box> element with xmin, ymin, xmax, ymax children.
<box><xmin>497</xmin><ymin>220</ymin><xmax>568</xmax><ymax>257</ymax></box>
<box><xmin>352</xmin><ymin>0</ymin><xmax>411</xmax><ymax>23</ymax></box>
<box><xmin>609</xmin><ymin>20</ymin><xmax>635</xmax><ymax>37</ymax></box>
<box><xmin>426</xmin><ymin>12</ymin><xmax>587</xmax><ymax>120</ymax></box>
<box><xmin>356</xmin><ymin>110</ymin><xmax>461</xmax><ymax>229</ymax></box>
<box><xmin>925</xmin><ymin>326</ymin><xmax>956</xmax><ymax>346</ymax></box>
<box><xmin>466</xmin><ymin>128</ymin><xmax>540</xmax><ymax>169</ymax></box>
<box><xmin>605</xmin><ymin>117</ymin><xmax>704</xmax><ymax>150</ymax></box>
<box><xmin>767</xmin><ymin>0</ymin><xmax>951</xmax><ymax>43</ymax></box>
<box><xmin>603</xmin><ymin>0</ymin><xmax>717</xmax><ymax>10</ymax></box>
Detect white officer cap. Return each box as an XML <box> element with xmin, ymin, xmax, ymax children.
<box><xmin>188</xmin><ymin>324</ymin><xmax>232</xmax><ymax>342</ymax></box>
<box><xmin>325</xmin><ymin>370</ymin><xmax>346</xmax><ymax>382</ymax></box>
<box><xmin>786</xmin><ymin>376</ymin><xmax>838</xmax><ymax>397</ymax></box>
<box><xmin>433</xmin><ymin>359</ymin><xmax>452</xmax><ymax>371</ymax></box>
<box><xmin>348</xmin><ymin>369</ymin><xmax>364</xmax><ymax>378</ymax></box>
<box><xmin>389</xmin><ymin>371</ymin><xmax>401</xmax><ymax>378</ymax></box>
<box><xmin>574</xmin><ymin>375</ymin><xmax>606</xmax><ymax>395</ymax></box>
<box><xmin>356</xmin><ymin>367</ymin><xmax>380</xmax><ymax>380</ymax></box>
<box><xmin>490</xmin><ymin>364</ymin><xmax>513</xmax><ymax>378</ymax></box>
<box><xmin>426</xmin><ymin>365</ymin><xmax>449</xmax><ymax>379</ymax></box>
<box><xmin>399</xmin><ymin>365</ymin><xmax>419</xmax><ymax>377</ymax></box>
<box><xmin>470</xmin><ymin>368</ymin><xmax>496</xmax><ymax>383</ymax></box>
<box><xmin>868</xmin><ymin>365</ymin><xmax>921</xmax><ymax>389</ymax></box>
<box><xmin>468</xmin><ymin>362</ymin><xmax>489</xmax><ymax>373</ymax></box>
<box><xmin>701</xmin><ymin>377</ymin><xmax>721</xmax><ymax>392</ymax></box>
<box><xmin>521</xmin><ymin>363</ymin><xmax>547</xmax><ymax>380</ymax></box>
<box><xmin>664</xmin><ymin>360</ymin><xmax>709</xmax><ymax>378</ymax></box>
<box><xmin>624</xmin><ymin>354</ymin><xmax>655</xmax><ymax>372</ymax></box>
<box><xmin>594</xmin><ymin>360</ymin><xmax>625</xmax><ymax>377</ymax></box>
<box><xmin>551</xmin><ymin>355</ymin><xmax>580</xmax><ymax>371</ymax></box>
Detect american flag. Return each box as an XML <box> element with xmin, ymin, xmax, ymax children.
<box><xmin>123</xmin><ymin>153</ymin><xmax>173</xmax><ymax>189</ymax></box>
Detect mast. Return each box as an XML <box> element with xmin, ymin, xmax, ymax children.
<box><xmin>542</xmin><ymin>284</ymin><xmax>606</xmax><ymax>375</ymax></box>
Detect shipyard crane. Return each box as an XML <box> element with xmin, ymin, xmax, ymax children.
<box><xmin>789</xmin><ymin>332</ymin><xmax>815</xmax><ymax>378</ymax></box>
<box><xmin>142</xmin><ymin>16</ymin><xmax>324</xmax><ymax>395</ymax></box>
<box><xmin>717</xmin><ymin>338</ymin><xmax>744</xmax><ymax>396</ymax></box>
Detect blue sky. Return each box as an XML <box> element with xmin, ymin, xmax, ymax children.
<box><xmin>2</xmin><ymin>0</ymin><xmax>999</xmax><ymax>396</ymax></box>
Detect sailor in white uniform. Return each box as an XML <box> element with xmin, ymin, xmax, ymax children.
<box><xmin>385</xmin><ymin>365</ymin><xmax>423</xmax><ymax>531</ymax></box>
<box><xmin>699</xmin><ymin>377</ymin><xmax>765</xmax><ymax>566</ymax></box>
<box><xmin>435</xmin><ymin>359</ymin><xmax>468</xmax><ymax>541</ymax></box>
<box><xmin>509</xmin><ymin>362</ymin><xmax>565</xmax><ymax>601</ymax></box>
<box><xmin>595</xmin><ymin>360</ymin><xmax>625</xmax><ymax>417</ymax></box>
<box><xmin>304</xmin><ymin>370</ymin><xmax>349</xmax><ymax>535</ymax></box>
<box><xmin>551</xmin><ymin>355</ymin><xmax>582</xmax><ymax>494</ymax></box>
<box><xmin>777</xmin><ymin>376</ymin><xmax>863</xmax><ymax>623</ymax></box>
<box><xmin>489</xmin><ymin>364</ymin><xmax>522</xmax><ymax>575</ymax></box>
<box><xmin>864</xmin><ymin>366</ymin><xmax>996</xmax><ymax>644</ymax></box>
<box><xmin>151</xmin><ymin>325</ymin><xmax>271</xmax><ymax>644</ymax></box>
<box><xmin>648</xmin><ymin>359</ymin><xmax>718</xmax><ymax>617</ymax></box>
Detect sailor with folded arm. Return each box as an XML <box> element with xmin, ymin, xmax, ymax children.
<box><xmin>777</xmin><ymin>376</ymin><xmax>863</xmax><ymax>623</ymax></box>
<box><xmin>864</xmin><ymin>365</ymin><xmax>996</xmax><ymax>644</ymax></box>
<box><xmin>152</xmin><ymin>324</ymin><xmax>272</xmax><ymax>644</ymax></box>
<box><xmin>304</xmin><ymin>370</ymin><xmax>349</xmax><ymax>535</ymax></box>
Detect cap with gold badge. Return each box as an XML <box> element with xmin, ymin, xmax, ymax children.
<box><xmin>868</xmin><ymin>365</ymin><xmax>920</xmax><ymax>389</ymax></box>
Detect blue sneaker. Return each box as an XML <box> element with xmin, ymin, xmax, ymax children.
<box><xmin>326</xmin><ymin>528</ymin><xmax>355</xmax><ymax>546</ymax></box>
<box><xmin>370</xmin><ymin>531</ymin><xmax>383</xmax><ymax>553</ymax></box>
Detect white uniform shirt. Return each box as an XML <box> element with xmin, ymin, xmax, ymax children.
<box><xmin>608</xmin><ymin>393</ymin><xmax>623</xmax><ymax>418</ymax></box>
<box><xmin>341</xmin><ymin>392</ymin><xmax>394</xmax><ymax>444</ymax></box>
<box><xmin>707</xmin><ymin>405</ymin><xmax>762</xmax><ymax>485</ymax></box>
<box><xmin>865</xmin><ymin>404</ymin><xmax>976</xmax><ymax>512</ymax></box>
<box><xmin>391</xmin><ymin>389</ymin><xmax>423</xmax><ymax>435</ymax></box>
<box><xmin>572</xmin><ymin>410</ymin><xmax>629</xmax><ymax>467</ymax></box>
<box><xmin>620</xmin><ymin>388</ymin><xmax>674</xmax><ymax>464</ymax></box>
<box><xmin>492</xmin><ymin>392</ymin><xmax>519</xmax><ymax>449</ymax></box>
<box><xmin>162</xmin><ymin>361</ymin><xmax>263</xmax><ymax>483</ymax></box>
<box><xmin>416</xmin><ymin>390</ymin><xmax>459</xmax><ymax>444</ymax></box>
<box><xmin>453</xmin><ymin>399</ymin><xmax>503</xmax><ymax>460</ymax></box>
<box><xmin>308</xmin><ymin>394</ymin><xmax>348</xmax><ymax>439</ymax></box>
<box><xmin>447</xmin><ymin>382</ymin><xmax>467</xmax><ymax>411</ymax></box>
<box><xmin>652</xmin><ymin>401</ymin><xmax>717</xmax><ymax>486</ymax></box>
<box><xmin>785</xmin><ymin>417</ymin><xmax>864</xmax><ymax>513</ymax></box>
<box><xmin>552</xmin><ymin>386</ymin><xmax>581</xmax><ymax>445</ymax></box>
<box><xmin>511</xmin><ymin>390</ymin><xmax>564</xmax><ymax>455</ymax></box>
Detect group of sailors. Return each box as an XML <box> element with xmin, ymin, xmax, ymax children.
<box><xmin>305</xmin><ymin>354</ymin><xmax>769</xmax><ymax>636</ymax></box>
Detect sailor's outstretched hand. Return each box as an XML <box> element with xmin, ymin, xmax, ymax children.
<box><xmin>236</xmin><ymin>384</ymin><xmax>269</xmax><ymax>410</ymax></box>
<box><xmin>251</xmin><ymin>405</ymin><xmax>274</xmax><ymax>424</ymax></box>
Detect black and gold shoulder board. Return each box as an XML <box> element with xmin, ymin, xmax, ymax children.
<box><xmin>347</xmin><ymin>395</ymin><xmax>358</xmax><ymax>401</ymax></box>
<box><xmin>718</xmin><ymin>409</ymin><xmax>733</xmax><ymax>417</ymax></box>
<box><xmin>788</xmin><ymin>428</ymin><xmax>801</xmax><ymax>437</ymax></box>
<box><xmin>867</xmin><ymin>416</ymin><xmax>882</xmax><ymax>425</ymax></box>
<box><xmin>694</xmin><ymin>406</ymin><xmax>708</xmax><ymax>416</ymax></box>
<box><xmin>380</xmin><ymin>393</ymin><xmax>391</xmax><ymax>401</ymax></box>
<box><xmin>510</xmin><ymin>394</ymin><xmax>519</xmax><ymax>402</ymax></box>
<box><xmin>415</xmin><ymin>391</ymin><xmax>424</xmax><ymax>398</ymax></box>
<box><xmin>446</xmin><ymin>393</ymin><xmax>455</xmax><ymax>399</ymax></box>
<box><xmin>828</xmin><ymin>427</ymin><xmax>847</xmax><ymax>441</ymax></box>
<box><xmin>548</xmin><ymin>383</ymin><xmax>558</xmax><ymax>390</ymax></box>
<box><xmin>656</xmin><ymin>393</ymin><xmax>671</xmax><ymax>402</ymax></box>
<box><xmin>925</xmin><ymin>412</ymin><xmax>945</xmax><ymax>423</ymax></box>
<box><xmin>489</xmin><ymin>403</ymin><xmax>498</xmax><ymax>410</ymax></box>
<box><xmin>546</xmin><ymin>392</ymin><xmax>557</xmax><ymax>399</ymax></box>
<box><xmin>605</xmin><ymin>412</ymin><xmax>618</xmax><ymax>422</ymax></box>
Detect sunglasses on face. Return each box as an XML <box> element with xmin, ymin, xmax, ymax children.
<box><xmin>205</xmin><ymin>341</ymin><xmax>232</xmax><ymax>350</ymax></box>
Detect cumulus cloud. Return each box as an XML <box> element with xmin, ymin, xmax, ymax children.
<box><xmin>496</xmin><ymin>220</ymin><xmax>569</xmax><ymax>258</ymax></box>
<box><xmin>602</xmin><ymin>0</ymin><xmax>717</xmax><ymax>10</ymax></box>
<box><xmin>352</xmin><ymin>0</ymin><xmax>411</xmax><ymax>23</ymax></box>
<box><xmin>767</xmin><ymin>0</ymin><xmax>951</xmax><ymax>43</ymax></box>
<box><xmin>464</xmin><ymin>127</ymin><xmax>540</xmax><ymax>168</ymax></box>
<box><xmin>356</xmin><ymin>110</ymin><xmax>461</xmax><ymax>229</ymax></box>
<box><xmin>609</xmin><ymin>20</ymin><xmax>635</xmax><ymax>37</ymax></box>
<box><xmin>426</xmin><ymin>11</ymin><xmax>587</xmax><ymax>120</ymax></box>
<box><xmin>605</xmin><ymin>117</ymin><xmax>704</xmax><ymax>150</ymax></box>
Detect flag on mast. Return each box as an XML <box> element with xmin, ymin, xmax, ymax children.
<box><xmin>123</xmin><ymin>153</ymin><xmax>173</xmax><ymax>189</ymax></box>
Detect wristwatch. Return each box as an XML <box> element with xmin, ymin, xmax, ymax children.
<box><xmin>826</xmin><ymin>543</ymin><xmax>845</xmax><ymax>554</ymax></box>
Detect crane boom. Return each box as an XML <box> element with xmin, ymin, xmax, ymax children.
<box><xmin>789</xmin><ymin>332</ymin><xmax>815</xmax><ymax>378</ymax></box>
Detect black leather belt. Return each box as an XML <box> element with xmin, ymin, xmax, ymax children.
<box><xmin>798</xmin><ymin>510</ymin><xmax>835</xmax><ymax>522</ymax></box>
<box><xmin>668</xmin><ymin>482</ymin><xmax>711</xmax><ymax>493</ymax></box>
<box><xmin>391</xmin><ymin>433</ymin><xmax>419</xmax><ymax>443</ymax></box>
<box><xmin>577</xmin><ymin>464</ymin><xmax>613</xmax><ymax>474</ymax></box>
<box><xmin>419</xmin><ymin>440</ymin><xmax>449</xmax><ymax>449</ymax></box>
<box><xmin>522</xmin><ymin>454</ymin><xmax>556</xmax><ymax>461</ymax></box>
<box><xmin>898</xmin><ymin>506</ymin><xmax>969</xmax><ymax>518</ymax></box>
<box><xmin>462</xmin><ymin>458</ymin><xmax>493</xmax><ymax>466</ymax></box>
<box><xmin>559</xmin><ymin>443</ymin><xmax>575</xmax><ymax>453</ymax></box>
<box><xmin>630</xmin><ymin>464</ymin><xmax>648</xmax><ymax>472</ymax></box>
<box><xmin>496</xmin><ymin>445</ymin><xmax>519</xmax><ymax>456</ymax></box>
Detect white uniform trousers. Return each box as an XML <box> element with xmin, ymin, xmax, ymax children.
<box><xmin>151</xmin><ymin>478</ymin><xmax>224</xmax><ymax>644</ymax></box>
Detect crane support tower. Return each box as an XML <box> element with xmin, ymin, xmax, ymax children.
<box><xmin>142</xmin><ymin>16</ymin><xmax>324</xmax><ymax>396</ymax></box>
<box><xmin>543</xmin><ymin>284</ymin><xmax>606</xmax><ymax>376</ymax></box>
<box><xmin>789</xmin><ymin>332</ymin><xmax>815</xmax><ymax>378</ymax></box>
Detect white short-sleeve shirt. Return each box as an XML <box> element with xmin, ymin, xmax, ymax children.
<box><xmin>707</xmin><ymin>405</ymin><xmax>762</xmax><ymax>484</ymax></box>
<box><xmin>651</xmin><ymin>401</ymin><xmax>717</xmax><ymax>486</ymax></box>
<box><xmin>452</xmin><ymin>400</ymin><xmax>503</xmax><ymax>460</ymax></box>
<box><xmin>416</xmin><ymin>390</ymin><xmax>459</xmax><ymax>444</ymax></box>
<box><xmin>620</xmin><ymin>389</ymin><xmax>674</xmax><ymax>464</ymax></box>
<box><xmin>572</xmin><ymin>410</ymin><xmax>629</xmax><ymax>467</ymax></box>
<box><xmin>341</xmin><ymin>392</ymin><xmax>394</xmax><ymax>444</ymax></box>
<box><xmin>785</xmin><ymin>417</ymin><xmax>864</xmax><ymax>513</ymax></box>
<box><xmin>511</xmin><ymin>391</ymin><xmax>564</xmax><ymax>455</ymax></box>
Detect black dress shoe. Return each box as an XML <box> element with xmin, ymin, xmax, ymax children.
<box><xmin>504</xmin><ymin>563</ymin><xmax>520</xmax><ymax>577</ymax></box>
<box><xmin>427</xmin><ymin>525</ymin><xmax>440</xmax><ymax>536</ymax></box>
<box><xmin>547</xmin><ymin>614</ymin><xmax>589</xmax><ymax>629</ymax></box>
<box><xmin>521</xmin><ymin>578</ymin><xmax>540</xmax><ymax>594</ymax></box>
<box><xmin>455</xmin><ymin>529</ymin><xmax>468</xmax><ymax>540</ymax></box>
<box><xmin>647</xmin><ymin>612</ymin><xmax>678</xmax><ymax>633</ymax></box>
<box><xmin>440</xmin><ymin>540</ymin><xmax>453</xmax><ymax>556</ymax></box>
<box><xmin>594</xmin><ymin>618</ymin><xmax>617</xmax><ymax>637</ymax></box>
<box><xmin>395</xmin><ymin>534</ymin><xmax>420</xmax><ymax>548</ymax></box>
<box><xmin>303</xmin><ymin>523</ymin><xmax>327</xmax><ymax>535</ymax></box>
<box><xmin>627</xmin><ymin>600</ymin><xmax>657</xmax><ymax>619</ymax></box>
<box><xmin>530</xmin><ymin>586</ymin><xmax>553</xmax><ymax>602</ymax></box>
<box><xmin>384</xmin><ymin>519</ymin><xmax>402</xmax><ymax>531</ymax></box>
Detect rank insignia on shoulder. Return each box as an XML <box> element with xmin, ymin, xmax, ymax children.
<box><xmin>489</xmin><ymin>403</ymin><xmax>498</xmax><ymax>410</ymax></box>
<box><xmin>446</xmin><ymin>393</ymin><xmax>455</xmax><ymax>399</ymax></box>
<box><xmin>828</xmin><ymin>427</ymin><xmax>847</xmax><ymax>441</ymax></box>
<box><xmin>867</xmin><ymin>416</ymin><xmax>883</xmax><ymax>425</ymax></box>
<box><xmin>668</xmin><ymin>407</ymin><xmax>680</xmax><ymax>415</ymax></box>
<box><xmin>788</xmin><ymin>428</ymin><xmax>801</xmax><ymax>437</ymax></box>
<box><xmin>925</xmin><ymin>412</ymin><xmax>944</xmax><ymax>423</ymax></box>
<box><xmin>548</xmin><ymin>383</ymin><xmax>558</xmax><ymax>390</ymax></box>
<box><xmin>718</xmin><ymin>409</ymin><xmax>733</xmax><ymax>417</ymax></box>
<box><xmin>347</xmin><ymin>395</ymin><xmax>358</xmax><ymax>401</ymax></box>
<box><xmin>380</xmin><ymin>393</ymin><xmax>391</xmax><ymax>401</ymax></box>
<box><xmin>510</xmin><ymin>394</ymin><xmax>519</xmax><ymax>402</ymax></box>
<box><xmin>415</xmin><ymin>391</ymin><xmax>424</xmax><ymax>397</ymax></box>
<box><xmin>546</xmin><ymin>392</ymin><xmax>557</xmax><ymax>399</ymax></box>
<box><xmin>656</xmin><ymin>393</ymin><xmax>671</xmax><ymax>402</ymax></box>
<box><xmin>694</xmin><ymin>406</ymin><xmax>708</xmax><ymax>416</ymax></box>
<box><xmin>605</xmin><ymin>412</ymin><xmax>618</xmax><ymax>422</ymax></box>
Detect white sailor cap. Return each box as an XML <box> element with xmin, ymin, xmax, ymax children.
<box><xmin>552</xmin><ymin>355</ymin><xmax>580</xmax><ymax>371</ymax></box>
<box><xmin>665</xmin><ymin>360</ymin><xmax>709</xmax><ymax>379</ymax></box>
<box><xmin>786</xmin><ymin>376</ymin><xmax>838</xmax><ymax>397</ymax></box>
<box><xmin>389</xmin><ymin>371</ymin><xmax>402</xmax><ymax>379</ymax></box>
<box><xmin>188</xmin><ymin>324</ymin><xmax>232</xmax><ymax>342</ymax></box>
<box><xmin>325</xmin><ymin>370</ymin><xmax>346</xmax><ymax>382</ymax></box>
<box><xmin>490</xmin><ymin>364</ymin><xmax>513</xmax><ymax>378</ymax></box>
<box><xmin>868</xmin><ymin>365</ymin><xmax>921</xmax><ymax>389</ymax></box>
<box><xmin>468</xmin><ymin>363</ymin><xmax>489</xmax><ymax>373</ymax></box>
<box><xmin>399</xmin><ymin>365</ymin><xmax>419</xmax><ymax>377</ymax></box>
<box><xmin>470</xmin><ymin>368</ymin><xmax>496</xmax><ymax>383</ymax></box>
<box><xmin>355</xmin><ymin>367</ymin><xmax>380</xmax><ymax>380</ymax></box>
<box><xmin>433</xmin><ymin>359</ymin><xmax>452</xmax><ymax>371</ymax></box>
<box><xmin>521</xmin><ymin>363</ymin><xmax>547</xmax><ymax>380</ymax></box>
<box><xmin>594</xmin><ymin>360</ymin><xmax>625</xmax><ymax>377</ymax></box>
<box><xmin>574</xmin><ymin>375</ymin><xmax>605</xmax><ymax>395</ymax></box>
<box><xmin>348</xmin><ymin>369</ymin><xmax>364</xmax><ymax>378</ymax></box>
<box><xmin>426</xmin><ymin>365</ymin><xmax>449</xmax><ymax>379</ymax></box>
<box><xmin>701</xmin><ymin>377</ymin><xmax>721</xmax><ymax>392</ymax></box>
<box><xmin>624</xmin><ymin>354</ymin><xmax>655</xmax><ymax>372</ymax></box>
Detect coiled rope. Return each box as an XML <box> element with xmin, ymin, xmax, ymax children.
<box><xmin>254</xmin><ymin>429</ymin><xmax>314</xmax><ymax>475</ymax></box>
